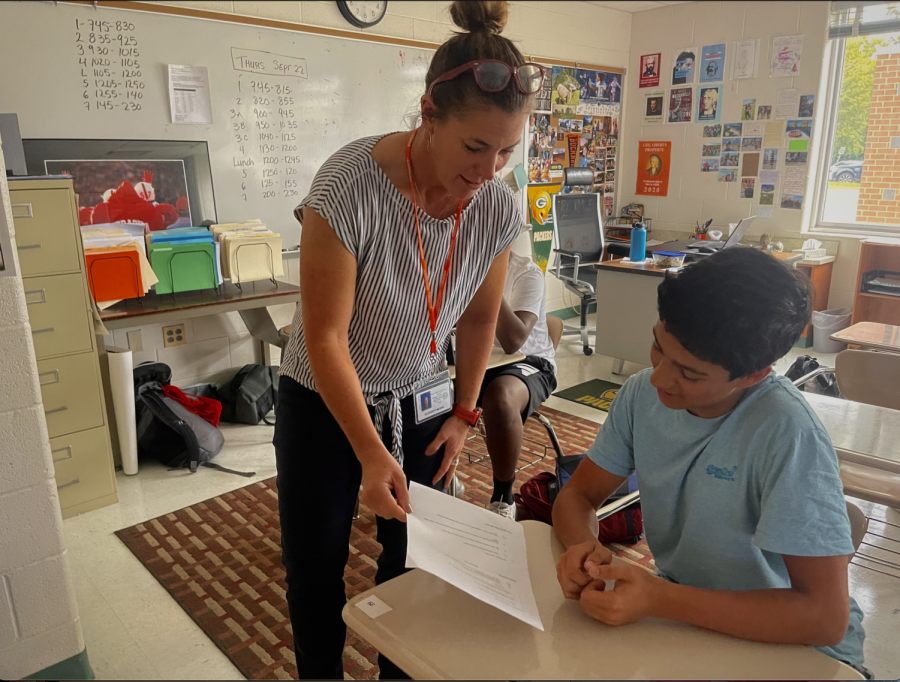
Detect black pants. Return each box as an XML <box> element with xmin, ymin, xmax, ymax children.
<box><xmin>274</xmin><ymin>376</ymin><xmax>448</xmax><ymax>680</ymax></box>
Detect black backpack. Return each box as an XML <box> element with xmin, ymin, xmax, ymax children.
<box><xmin>133</xmin><ymin>362</ymin><xmax>254</xmax><ymax>477</ymax></box>
<box><xmin>217</xmin><ymin>364</ymin><xmax>280</xmax><ymax>425</ymax></box>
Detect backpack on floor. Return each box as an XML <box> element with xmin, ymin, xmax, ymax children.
<box><xmin>515</xmin><ymin>458</ymin><xmax>643</xmax><ymax>545</ymax></box>
<box><xmin>136</xmin><ymin>388</ymin><xmax>254</xmax><ymax>477</ymax></box>
<box><xmin>217</xmin><ymin>364</ymin><xmax>280</xmax><ymax>425</ymax></box>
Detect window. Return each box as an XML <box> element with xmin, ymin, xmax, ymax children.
<box><xmin>815</xmin><ymin>2</ymin><xmax>900</xmax><ymax>234</ymax></box>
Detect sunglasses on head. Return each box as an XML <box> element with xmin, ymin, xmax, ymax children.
<box><xmin>426</xmin><ymin>60</ymin><xmax>547</xmax><ymax>98</ymax></box>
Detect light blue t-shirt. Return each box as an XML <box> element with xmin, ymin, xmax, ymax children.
<box><xmin>588</xmin><ymin>369</ymin><xmax>865</xmax><ymax>667</ymax></box>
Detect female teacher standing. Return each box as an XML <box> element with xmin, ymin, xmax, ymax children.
<box><xmin>274</xmin><ymin>2</ymin><xmax>543</xmax><ymax>678</ymax></box>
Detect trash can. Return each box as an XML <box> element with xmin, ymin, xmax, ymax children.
<box><xmin>812</xmin><ymin>308</ymin><xmax>852</xmax><ymax>354</ymax></box>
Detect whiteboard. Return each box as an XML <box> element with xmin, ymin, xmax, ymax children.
<box><xmin>0</xmin><ymin>2</ymin><xmax>433</xmax><ymax>247</ymax></box>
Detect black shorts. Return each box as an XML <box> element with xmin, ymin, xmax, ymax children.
<box><xmin>478</xmin><ymin>355</ymin><xmax>558</xmax><ymax>422</ymax></box>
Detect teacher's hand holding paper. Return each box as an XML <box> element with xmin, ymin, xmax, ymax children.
<box><xmin>556</xmin><ymin>539</ymin><xmax>613</xmax><ymax>600</ymax></box>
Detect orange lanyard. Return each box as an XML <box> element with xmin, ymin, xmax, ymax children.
<box><xmin>406</xmin><ymin>129</ymin><xmax>463</xmax><ymax>355</ymax></box>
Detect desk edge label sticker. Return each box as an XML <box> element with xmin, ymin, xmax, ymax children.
<box><xmin>355</xmin><ymin>595</ymin><xmax>393</xmax><ymax>619</ymax></box>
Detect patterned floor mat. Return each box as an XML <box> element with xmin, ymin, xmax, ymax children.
<box><xmin>115</xmin><ymin>406</ymin><xmax>653</xmax><ymax>680</ymax></box>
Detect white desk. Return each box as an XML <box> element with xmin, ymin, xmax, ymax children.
<box><xmin>447</xmin><ymin>347</ymin><xmax>525</xmax><ymax>379</ymax></box>
<box><xmin>805</xmin><ymin>392</ymin><xmax>900</xmax><ymax>475</ymax></box>
<box><xmin>343</xmin><ymin>521</ymin><xmax>862</xmax><ymax>680</ymax></box>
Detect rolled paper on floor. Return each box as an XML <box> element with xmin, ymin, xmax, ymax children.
<box><xmin>108</xmin><ymin>348</ymin><xmax>138</xmax><ymax>475</ymax></box>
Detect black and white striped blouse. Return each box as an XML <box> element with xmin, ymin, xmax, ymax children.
<box><xmin>280</xmin><ymin>134</ymin><xmax>522</xmax><ymax>462</ymax></box>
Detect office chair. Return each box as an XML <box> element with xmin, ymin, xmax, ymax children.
<box><xmin>549</xmin><ymin>168</ymin><xmax>604</xmax><ymax>356</ymax></box>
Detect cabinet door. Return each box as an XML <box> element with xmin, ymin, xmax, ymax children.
<box><xmin>37</xmin><ymin>352</ymin><xmax>105</xmax><ymax>438</ymax></box>
<box><xmin>24</xmin><ymin>273</ymin><xmax>93</xmax><ymax>359</ymax></box>
<box><xmin>9</xmin><ymin>189</ymin><xmax>81</xmax><ymax>277</ymax></box>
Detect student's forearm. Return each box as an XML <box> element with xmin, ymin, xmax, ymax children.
<box><xmin>495</xmin><ymin>299</ymin><xmax>529</xmax><ymax>354</ymax></box>
<box><xmin>306</xmin><ymin>338</ymin><xmax>387</xmax><ymax>466</ymax></box>
<box><xmin>652</xmin><ymin>580</ymin><xmax>849</xmax><ymax>647</ymax></box>
<box><xmin>454</xmin><ymin>317</ymin><xmax>497</xmax><ymax>410</ymax></box>
<box><xmin>552</xmin><ymin>487</ymin><xmax>601</xmax><ymax>549</ymax></box>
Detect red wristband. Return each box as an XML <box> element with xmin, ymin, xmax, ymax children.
<box><xmin>452</xmin><ymin>403</ymin><xmax>482</xmax><ymax>426</ymax></box>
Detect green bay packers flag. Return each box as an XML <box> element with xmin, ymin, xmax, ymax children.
<box><xmin>526</xmin><ymin>183</ymin><xmax>561</xmax><ymax>273</ymax></box>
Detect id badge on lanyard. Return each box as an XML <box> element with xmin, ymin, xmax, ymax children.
<box><xmin>413</xmin><ymin>370</ymin><xmax>454</xmax><ymax>424</ymax></box>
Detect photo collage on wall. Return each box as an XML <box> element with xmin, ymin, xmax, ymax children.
<box><xmin>641</xmin><ymin>35</ymin><xmax>812</xmax><ymax>211</ymax></box>
<box><xmin>527</xmin><ymin>64</ymin><xmax>622</xmax><ymax>218</ymax></box>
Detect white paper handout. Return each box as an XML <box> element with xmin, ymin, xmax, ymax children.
<box><xmin>168</xmin><ymin>64</ymin><xmax>213</xmax><ymax>124</ymax></box>
<box><xmin>771</xmin><ymin>35</ymin><xmax>803</xmax><ymax>78</ymax></box>
<box><xmin>732</xmin><ymin>38</ymin><xmax>760</xmax><ymax>80</ymax></box>
<box><xmin>775</xmin><ymin>89</ymin><xmax>799</xmax><ymax>120</ymax></box>
<box><xmin>405</xmin><ymin>482</ymin><xmax>544</xmax><ymax>631</ymax></box>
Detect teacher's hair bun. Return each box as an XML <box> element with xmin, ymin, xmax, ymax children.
<box><xmin>450</xmin><ymin>1</ymin><xmax>509</xmax><ymax>35</ymax></box>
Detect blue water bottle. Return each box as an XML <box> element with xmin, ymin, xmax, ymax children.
<box><xmin>630</xmin><ymin>222</ymin><xmax>647</xmax><ymax>262</ymax></box>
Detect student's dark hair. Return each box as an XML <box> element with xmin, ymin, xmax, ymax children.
<box><xmin>657</xmin><ymin>248</ymin><xmax>812</xmax><ymax>379</ymax></box>
<box><xmin>426</xmin><ymin>1</ymin><xmax>530</xmax><ymax>118</ymax></box>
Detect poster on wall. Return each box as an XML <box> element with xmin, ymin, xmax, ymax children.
<box><xmin>535</xmin><ymin>63</ymin><xmax>553</xmax><ymax>112</ymax></box>
<box><xmin>566</xmin><ymin>133</ymin><xmax>580</xmax><ymax>168</ymax></box>
<box><xmin>526</xmin><ymin>184</ymin><xmax>561</xmax><ymax>272</ymax></box>
<box><xmin>731</xmin><ymin>38</ymin><xmax>760</xmax><ymax>80</ymax></box>
<box><xmin>668</xmin><ymin>87</ymin><xmax>693</xmax><ymax>123</ymax></box>
<box><xmin>640</xmin><ymin>53</ymin><xmax>661</xmax><ymax>88</ymax></box>
<box><xmin>697</xmin><ymin>85</ymin><xmax>722</xmax><ymax>123</ymax></box>
<box><xmin>636</xmin><ymin>141</ymin><xmax>671</xmax><ymax>196</ymax></box>
<box><xmin>672</xmin><ymin>46</ymin><xmax>697</xmax><ymax>85</ymax></box>
<box><xmin>642</xmin><ymin>89</ymin><xmax>666</xmax><ymax>125</ymax></box>
<box><xmin>699</xmin><ymin>43</ymin><xmax>726</xmax><ymax>83</ymax></box>
<box><xmin>771</xmin><ymin>35</ymin><xmax>803</xmax><ymax>77</ymax></box>
<box><xmin>551</xmin><ymin>66</ymin><xmax>580</xmax><ymax>118</ymax></box>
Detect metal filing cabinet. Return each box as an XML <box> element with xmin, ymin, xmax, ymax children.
<box><xmin>10</xmin><ymin>178</ymin><xmax>117</xmax><ymax>518</ymax></box>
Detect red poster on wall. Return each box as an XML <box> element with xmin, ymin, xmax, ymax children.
<box><xmin>639</xmin><ymin>53</ymin><xmax>661</xmax><ymax>88</ymax></box>
<box><xmin>636</xmin><ymin>141</ymin><xmax>671</xmax><ymax>196</ymax></box>
<box><xmin>566</xmin><ymin>134</ymin><xmax>580</xmax><ymax>168</ymax></box>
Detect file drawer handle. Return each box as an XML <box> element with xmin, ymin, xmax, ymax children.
<box><xmin>52</xmin><ymin>445</ymin><xmax>73</xmax><ymax>462</ymax></box>
<box><xmin>57</xmin><ymin>478</ymin><xmax>80</xmax><ymax>490</ymax></box>
<box><xmin>45</xmin><ymin>406</ymin><xmax>69</xmax><ymax>415</ymax></box>
<box><xmin>39</xmin><ymin>370</ymin><xmax>60</xmax><ymax>385</ymax></box>
<box><xmin>24</xmin><ymin>289</ymin><xmax>47</xmax><ymax>305</ymax></box>
<box><xmin>17</xmin><ymin>244</ymin><xmax>42</xmax><ymax>250</ymax></box>
<box><xmin>11</xmin><ymin>203</ymin><xmax>34</xmax><ymax>218</ymax></box>
<box><xmin>32</xmin><ymin>327</ymin><xmax>55</xmax><ymax>335</ymax></box>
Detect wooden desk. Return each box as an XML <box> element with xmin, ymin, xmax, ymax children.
<box><xmin>343</xmin><ymin>520</ymin><xmax>862</xmax><ymax>680</ymax></box>
<box><xmin>830</xmin><ymin>322</ymin><xmax>900</xmax><ymax>352</ymax></box>
<box><xmin>805</xmin><ymin>392</ymin><xmax>900</xmax><ymax>475</ymax></box>
<box><xmin>98</xmin><ymin>281</ymin><xmax>300</xmax><ymax>465</ymax></box>
<box><xmin>100</xmin><ymin>280</ymin><xmax>300</xmax><ymax>348</ymax></box>
<box><xmin>447</xmin><ymin>347</ymin><xmax>525</xmax><ymax>379</ymax></box>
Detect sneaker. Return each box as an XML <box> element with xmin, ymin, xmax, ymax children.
<box><xmin>444</xmin><ymin>474</ymin><xmax>465</xmax><ymax>498</ymax></box>
<box><xmin>488</xmin><ymin>500</ymin><xmax>516</xmax><ymax>520</ymax></box>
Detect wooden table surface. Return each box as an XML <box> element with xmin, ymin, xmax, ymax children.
<box><xmin>99</xmin><ymin>280</ymin><xmax>300</xmax><ymax>329</ymax></box>
<box><xmin>830</xmin><ymin>321</ymin><xmax>900</xmax><ymax>352</ymax></box>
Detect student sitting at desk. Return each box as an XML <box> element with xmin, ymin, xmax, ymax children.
<box><xmin>479</xmin><ymin>250</ymin><xmax>557</xmax><ymax>519</ymax></box>
<box><xmin>553</xmin><ymin>248</ymin><xmax>868</xmax><ymax>677</ymax></box>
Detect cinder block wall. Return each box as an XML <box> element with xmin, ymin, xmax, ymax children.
<box><xmin>0</xmin><ymin>135</ymin><xmax>86</xmax><ymax>679</ymax></box>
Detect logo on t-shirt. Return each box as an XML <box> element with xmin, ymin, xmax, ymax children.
<box><xmin>706</xmin><ymin>464</ymin><xmax>738</xmax><ymax>481</ymax></box>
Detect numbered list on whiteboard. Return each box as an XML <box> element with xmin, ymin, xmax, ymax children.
<box><xmin>229</xmin><ymin>48</ymin><xmax>309</xmax><ymax>209</ymax></box>
<box><xmin>74</xmin><ymin>17</ymin><xmax>146</xmax><ymax>113</ymax></box>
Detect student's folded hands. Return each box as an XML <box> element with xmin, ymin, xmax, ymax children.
<box><xmin>578</xmin><ymin>563</ymin><xmax>662</xmax><ymax>626</ymax></box>
<box><xmin>556</xmin><ymin>539</ymin><xmax>613</xmax><ymax>600</ymax></box>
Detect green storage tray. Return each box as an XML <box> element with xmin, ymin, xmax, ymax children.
<box><xmin>150</xmin><ymin>241</ymin><xmax>218</xmax><ymax>295</ymax></box>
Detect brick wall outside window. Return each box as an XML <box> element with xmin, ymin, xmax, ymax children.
<box><xmin>857</xmin><ymin>52</ymin><xmax>900</xmax><ymax>223</ymax></box>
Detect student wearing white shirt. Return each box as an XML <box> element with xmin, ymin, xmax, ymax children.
<box><xmin>478</xmin><ymin>250</ymin><xmax>557</xmax><ymax>519</ymax></box>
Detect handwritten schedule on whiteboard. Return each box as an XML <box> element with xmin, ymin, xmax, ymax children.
<box><xmin>73</xmin><ymin>17</ymin><xmax>147</xmax><ymax>113</ymax></box>
<box><xmin>229</xmin><ymin>49</ymin><xmax>307</xmax><ymax>208</ymax></box>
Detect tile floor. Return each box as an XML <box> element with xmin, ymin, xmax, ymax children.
<box><xmin>63</xmin><ymin>327</ymin><xmax>900</xmax><ymax>680</ymax></box>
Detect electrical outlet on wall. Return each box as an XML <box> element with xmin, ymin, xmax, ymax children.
<box><xmin>163</xmin><ymin>324</ymin><xmax>186</xmax><ymax>348</ymax></box>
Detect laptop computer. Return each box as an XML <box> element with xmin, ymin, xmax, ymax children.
<box><xmin>647</xmin><ymin>217</ymin><xmax>757</xmax><ymax>256</ymax></box>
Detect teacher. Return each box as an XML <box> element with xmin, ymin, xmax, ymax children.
<box><xmin>274</xmin><ymin>1</ymin><xmax>543</xmax><ymax>679</ymax></box>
